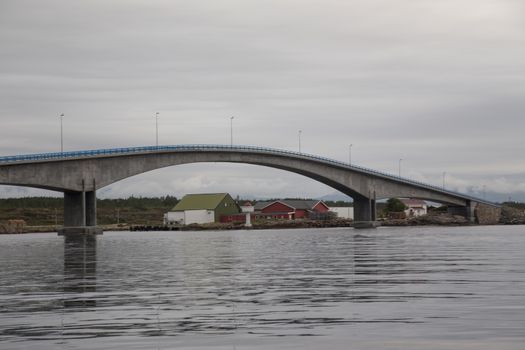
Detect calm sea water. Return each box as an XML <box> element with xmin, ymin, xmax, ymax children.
<box><xmin>0</xmin><ymin>226</ymin><xmax>524</xmax><ymax>350</ymax></box>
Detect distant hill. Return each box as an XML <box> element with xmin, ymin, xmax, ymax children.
<box><xmin>317</xmin><ymin>192</ymin><xmax>353</xmax><ymax>202</ymax></box>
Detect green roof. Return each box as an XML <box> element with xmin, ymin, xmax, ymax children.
<box><xmin>171</xmin><ymin>193</ymin><xmax>230</xmax><ymax>211</ymax></box>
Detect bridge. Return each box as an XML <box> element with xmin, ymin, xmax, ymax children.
<box><xmin>0</xmin><ymin>144</ymin><xmax>499</xmax><ymax>233</ymax></box>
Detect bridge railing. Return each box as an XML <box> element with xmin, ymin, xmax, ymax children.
<box><xmin>0</xmin><ymin>144</ymin><xmax>496</xmax><ymax>206</ymax></box>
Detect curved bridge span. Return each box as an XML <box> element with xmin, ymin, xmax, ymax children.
<box><xmin>0</xmin><ymin>144</ymin><xmax>498</xmax><ymax>232</ymax></box>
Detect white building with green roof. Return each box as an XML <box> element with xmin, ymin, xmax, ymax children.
<box><xmin>164</xmin><ymin>193</ymin><xmax>240</xmax><ymax>225</ymax></box>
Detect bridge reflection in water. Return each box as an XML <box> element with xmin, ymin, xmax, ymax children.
<box><xmin>63</xmin><ymin>235</ymin><xmax>97</xmax><ymax>308</ymax></box>
<box><xmin>1</xmin><ymin>228</ymin><xmax>524</xmax><ymax>348</ymax></box>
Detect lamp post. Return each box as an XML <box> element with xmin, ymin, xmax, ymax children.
<box><xmin>298</xmin><ymin>130</ymin><xmax>302</xmax><ymax>153</ymax></box>
<box><xmin>442</xmin><ymin>171</ymin><xmax>446</xmax><ymax>189</ymax></box>
<box><xmin>59</xmin><ymin>113</ymin><xmax>64</xmax><ymax>153</ymax></box>
<box><xmin>155</xmin><ymin>112</ymin><xmax>159</xmax><ymax>147</ymax></box>
<box><xmin>398</xmin><ymin>158</ymin><xmax>403</xmax><ymax>177</ymax></box>
<box><xmin>349</xmin><ymin>144</ymin><xmax>353</xmax><ymax>165</ymax></box>
<box><xmin>230</xmin><ymin>116</ymin><xmax>234</xmax><ymax>146</ymax></box>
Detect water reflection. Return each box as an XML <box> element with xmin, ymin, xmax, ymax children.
<box><xmin>0</xmin><ymin>227</ymin><xmax>524</xmax><ymax>349</ymax></box>
<box><xmin>63</xmin><ymin>235</ymin><xmax>97</xmax><ymax>308</ymax></box>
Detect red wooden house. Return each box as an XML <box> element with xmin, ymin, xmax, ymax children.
<box><xmin>254</xmin><ymin>199</ymin><xmax>329</xmax><ymax>220</ymax></box>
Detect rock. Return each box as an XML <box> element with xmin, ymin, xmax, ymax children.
<box><xmin>475</xmin><ymin>204</ymin><xmax>502</xmax><ymax>225</ymax></box>
<box><xmin>382</xmin><ymin>212</ymin><xmax>469</xmax><ymax>226</ymax></box>
<box><xmin>500</xmin><ymin>206</ymin><xmax>525</xmax><ymax>225</ymax></box>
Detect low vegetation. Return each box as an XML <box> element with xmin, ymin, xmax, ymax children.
<box><xmin>0</xmin><ymin>196</ymin><xmax>178</xmax><ymax>226</ymax></box>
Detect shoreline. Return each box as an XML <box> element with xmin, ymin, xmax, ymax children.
<box><xmin>2</xmin><ymin>218</ymin><xmax>523</xmax><ymax>235</ymax></box>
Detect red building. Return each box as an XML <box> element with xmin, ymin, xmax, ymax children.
<box><xmin>254</xmin><ymin>199</ymin><xmax>329</xmax><ymax>220</ymax></box>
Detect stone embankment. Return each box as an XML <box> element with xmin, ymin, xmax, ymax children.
<box><xmin>382</xmin><ymin>205</ymin><xmax>523</xmax><ymax>226</ymax></box>
<box><xmin>475</xmin><ymin>203</ymin><xmax>502</xmax><ymax>225</ymax></box>
<box><xmin>0</xmin><ymin>220</ymin><xmax>27</xmax><ymax>234</ymax></box>
<box><xmin>131</xmin><ymin>219</ymin><xmax>354</xmax><ymax>231</ymax></box>
<box><xmin>500</xmin><ymin>206</ymin><xmax>525</xmax><ymax>225</ymax></box>
<box><xmin>381</xmin><ymin>212</ymin><xmax>469</xmax><ymax>227</ymax></box>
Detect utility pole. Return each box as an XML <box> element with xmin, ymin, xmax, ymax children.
<box><xmin>442</xmin><ymin>171</ymin><xmax>446</xmax><ymax>189</ymax></box>
<box><xmin>349</xmin><ymin>144</ymin><xmax>353</xmax><ymax>165</ymax></box>
<box><xmin>230</xmin><ymin>116</ymin><xmax>234</xmax><ymax>146</ymax></box>
<box><xmin>298</xmin><ymin>130</ymin><xmax>302</xmax><ymax>153</ymax></box>
<box><xmin>155</xmin><ymin>112</ymin><xmax>159</xmax><ymax>147</ymax></box>
<box><xmin>59</xmin><ymin>113</ymin><xmax>64</xmax><ymax>152</ymax></box>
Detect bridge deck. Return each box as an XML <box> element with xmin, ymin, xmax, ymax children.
<box><xmin>0</xmin><ymin>144</ymin><xmax>497</xmax><ymax>207</ymax></box>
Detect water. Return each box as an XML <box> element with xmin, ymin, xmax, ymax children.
<box><xmin>1</xmin><ymin>226</ymin><xmax>524</xmax><ymax>350</ymax></box>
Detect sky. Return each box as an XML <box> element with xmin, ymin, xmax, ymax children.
<box><xmin>0</xmin><ymin>0</ymin><xmax>524</xmax><ymax>201</ymax></box>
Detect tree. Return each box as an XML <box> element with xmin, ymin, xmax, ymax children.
<box><xmin>385</xmin><ymin>198</ymin><xmax>407</xmax><ymax>213</ymax></box>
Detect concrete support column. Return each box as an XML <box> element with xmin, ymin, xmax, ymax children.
<box><xmin>466</xmin><ymin>200</ymin><xmax>476</xmax><ymax>224</ymax></box>
<box><xmin>64</xmin><ymin>191</ymin><xmax>86</xmax><ymax>227</ymax></box>
<box><xmin>353</xmin><ymin>195</ymin><xmax>379</xmax><ymax>228</ymax></box>
<box><xmin>448</xmin><ymin>201</ymin><xmax>477</xmax><ymax>223</ymax></box>
<box><xmin>60</xmin><ymin>189</ymin><xmax>102</xmax><ymax>235</ymax></box>
<box><xmin>354</xmin><ymin>196</ymin><xmax>376</xmax><ymax>221</ymax></box>
<box><xmin>85</xmin><ymin>191</ymin><xmax>97</xmax><ymax>226</ymax></box>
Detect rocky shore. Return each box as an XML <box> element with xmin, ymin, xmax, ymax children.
<box><xmin>500</xmin><ymin>206</ymin><xmax>525</xmax><ymax>225</ymax></box>
<box><xmin>380</xmin><ymin>212</ymin><xmax>469</xmax><ymax>226</ymax></box>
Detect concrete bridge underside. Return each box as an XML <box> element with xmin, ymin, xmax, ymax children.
<box><xmin>0</xmin><ymin>148</ymin><xmax>490</xmax><ymax>232</ymax></box>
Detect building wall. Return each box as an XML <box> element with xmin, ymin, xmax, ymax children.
<box><xmin>221</xmin><ymin>213</ymin><xmax>255</xmax><ymax>223</ymax></box>
<box><xmin>295</xmin><ymin>209</ymin><xmax>308</xmax><ymax>219</ymax></box>
<box><xmin>165</xmin><ymin>211</ymin><xmax>185</xmax><ymax>225</ymax></box>
<box><xmin>261</xmin><ymin>202</ymin><xmax>294</xmax><ymax>214</ymax></box>
<box><xmin>404</xmin><ymin>205</ymin><xmax>427</xmax><ymax>217</ymax></box>
<box><xmin>255</xmin><ymin>213</ymin><xmax>291</xmax><ymax>220</ymax></box>
<box><xmin>313</xmin><ymin>202</ymin><xmax>330</xmax><ymax>213</ymax></box>
<box><xmin>185</xmin><ymin>209</ymin><xmax>215</xmax><ymax>225</ymax></box>
<box><xmin>329</xmin><ymin>207</ymin><xmax>354</xmax><ymax>219</ymax></box>
<box><xmin>214</xmin><ymin>194</ymin><xmax>241</xmax><ymax>221</ymax></box>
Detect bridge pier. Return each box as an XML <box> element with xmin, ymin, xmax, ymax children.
<box><xmin>58</xmin><ymin>190</ymin><xmax>103</xmax><ymax>236</ymax></box>
<box><xmin>353</xmin><ymin>195</ymin><xmax>380</xmax><ymax>229</ymax></box>
<box><xmin>447</xmin><ymin>200</ymin><xmax>476</xmax><ymax>223</ymax></box>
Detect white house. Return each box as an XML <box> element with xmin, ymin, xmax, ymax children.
<box><xmin>401</xmin><ymin>199</ymin><xmax>428</xmax><ymax>217</ymax></box>
<box><xmin>164</xmin><ymin>193</ymin><xmax>240</xmax><ymax>225</ymax></box>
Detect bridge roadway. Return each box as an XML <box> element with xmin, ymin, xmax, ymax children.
<box><xmin>0</xmin><ymin>144</ymin><xmax>499</xmax><ymax>233</ymax></box>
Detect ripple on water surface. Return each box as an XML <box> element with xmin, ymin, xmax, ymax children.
<box><xmin>0</xmin><ymin>226</ymin><xmax>524</xmax><ymax>349</ymax></box>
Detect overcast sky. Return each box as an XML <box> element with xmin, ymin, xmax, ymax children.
<box><xmin>1</xmin><ymin>0</ymin><xmax>524</xmax><ymax>201</ymax></box>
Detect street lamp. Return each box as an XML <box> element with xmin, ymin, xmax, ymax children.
<box><xmin>349</xmin><ymin>144</ymin><xmax>353</xmax><ymax>165</ymax></box>
<box><xmin>230</xmin><ymin>116</ymin><xmax>234</xmax><ymax>146</ymax></box>
<box><xmin>59</xmin><ymin>113</ymin><xmax>64</xmax><ymax>153</ymax></box>
<box><xmin>398</xmin><ymin>158</ymin><xmax>403</xmax><ymax>177</ymax></box>
<box><xmin>155</xmin><ymin>112</ymin><xmax>159</xmax><ymax>147</ymax></box>
<box><xmin>298</xmin><ymin>130</ymin><xmax>302</xmax><ymax>153</ymax></box>
<box><xmin>442</xmin><ymin>171</ymin><xmax>446</xmax><ymax>189</ymax></box>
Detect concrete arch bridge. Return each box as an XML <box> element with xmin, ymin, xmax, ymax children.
<box><xmin>0</xmin><ymin>145</ymin><xmax>499</xmax><ymax>233</ymax></box>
